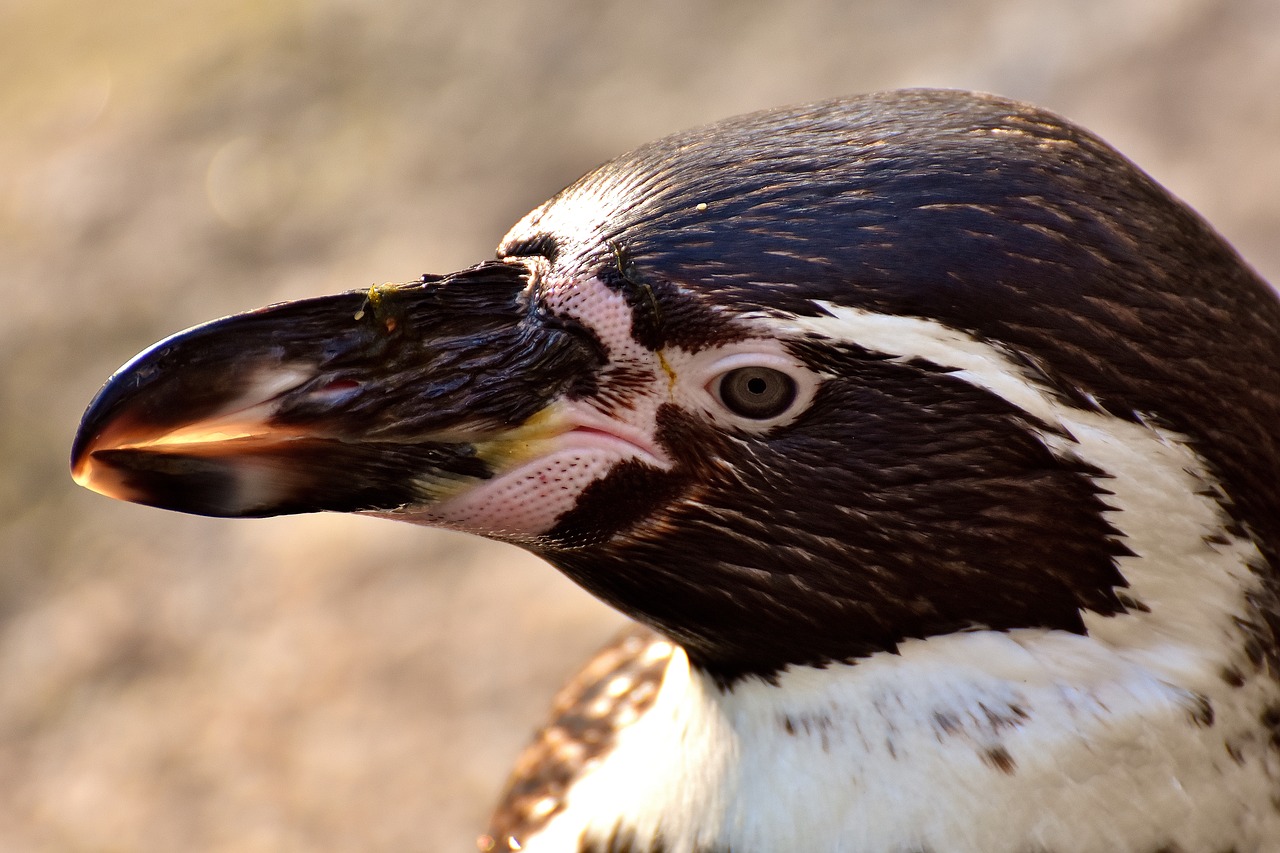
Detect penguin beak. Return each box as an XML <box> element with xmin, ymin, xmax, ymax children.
<box><xmin>70</xmin><ymin>262</ymin><xmax>604</xmax><ymax>519</ymax></box>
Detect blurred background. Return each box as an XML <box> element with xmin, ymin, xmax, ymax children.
<box><xmin>3</xmin><ymin>0</ymin><xmax>1279</xmax><ymax>849</ymax></box>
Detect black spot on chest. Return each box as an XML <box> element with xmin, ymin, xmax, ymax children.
<box><xmin>982</xmin><ymin>746</ymin><xmax>1017</xmax><ymax>775</ymax></box>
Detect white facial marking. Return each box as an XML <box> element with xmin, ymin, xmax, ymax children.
<box><xmin>783</xmin><ymin>301</ymin><xmax>1265</xmax><ymax>665</ymax></box>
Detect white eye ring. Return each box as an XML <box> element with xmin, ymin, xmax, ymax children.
<box><xmin>690</xmin><ymin>349</ymin><xmax>818</xmax><ymax>431</ymax></box>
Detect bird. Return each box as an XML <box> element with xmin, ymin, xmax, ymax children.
<box><xmin>71</xmin><ymin>89</ymin><xmax>1280</xmax><ymax>852</ymax></box>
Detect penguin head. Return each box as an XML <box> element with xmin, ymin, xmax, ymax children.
<box><xmin>72</xmin><ymin>90</ymin><xmax>1280</xmax><ymax>682</ymax></box>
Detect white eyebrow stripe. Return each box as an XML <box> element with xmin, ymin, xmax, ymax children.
<box><xmin>777</xmin><ymin>299</ymin><xmax>1264</xmax><ymax>680</ymax></box>
<box><xmin>783</xmin><ymin>301</ymin><xmax>1061</xmax><ymax>423</ymax></box>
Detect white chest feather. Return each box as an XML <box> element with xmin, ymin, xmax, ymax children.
<box><xmin>523</xmin><ymin>631</ymin><xmax>1280</xmax><ymax>853</ymax></box>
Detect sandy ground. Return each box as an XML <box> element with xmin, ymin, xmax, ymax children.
<box><xmin>3</xmin><ymin>0</ymin><xmax>1279</xmax><ymax>850</ymax></box>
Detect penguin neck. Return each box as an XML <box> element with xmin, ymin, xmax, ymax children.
<box><xmin>524</xmin><ymin>617</ymin><xmax>1280</xmax><ymax>853</ymax></box>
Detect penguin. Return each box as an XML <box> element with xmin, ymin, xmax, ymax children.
<box><xmin>72</xmin><ymin>89</ymin><xmax>1280</xmax><ymax>852</ymax></box>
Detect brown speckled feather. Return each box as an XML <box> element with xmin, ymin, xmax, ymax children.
<box><xmin>479</xmin><ymin>625</ymin><xmax>673</xmax><ymax>852</ymax></box>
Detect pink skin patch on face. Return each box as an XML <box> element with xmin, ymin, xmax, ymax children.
<box><xmin>426</xmin><ymin>422</ymin><xmax>665</xmax><ymax>540</ymax></box>
<box><xmin>373</xmin><ymin>269</ymin><xmax>815</xmax><ymax>543</ymax></box>
<box><xmin>381</xmin><ymin>275</ymin><xmax>676</xmax><ymax>542</ymax></box>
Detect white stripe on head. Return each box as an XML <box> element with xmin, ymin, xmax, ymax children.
<box><xmin>779</xmin><ymin>300</ymin><xmax>1263</xmax><ymax>680</ymax></box>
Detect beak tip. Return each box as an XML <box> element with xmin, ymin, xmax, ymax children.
<box><xmin>69</xmin><ymin>455</ymin><xmax>91</xmax><ymax>490</ymax></box>
<box><xmin>70</xmin><ymin>419</ymin><xmax>99</xmax><ymax>475</ymax></box>
<box><xmin>70</xmin><ymin>414</ymin><xmax>109</xmax><ymax>493</ymax></box>
<box><xmin>69</xmin><ymin>444</ymin><xmax>145</xmax><ymax>505</ymax></box>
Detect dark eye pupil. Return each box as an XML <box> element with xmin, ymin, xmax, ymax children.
<box><xmin>718</xmin><ymin>367</ymin><xmax>797</xmax><ymax>419</ymax></box>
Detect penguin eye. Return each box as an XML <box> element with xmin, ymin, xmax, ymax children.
<box><xmin>715</xmin><ymin>367</ymin><xmax>798</xmax><ymax>419</ymax></box>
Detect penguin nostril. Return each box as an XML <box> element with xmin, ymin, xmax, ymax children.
<box><xmin>310</xmin><ymin>378</ymin><xmax>362</xmax><ymax>401</ymax></box>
